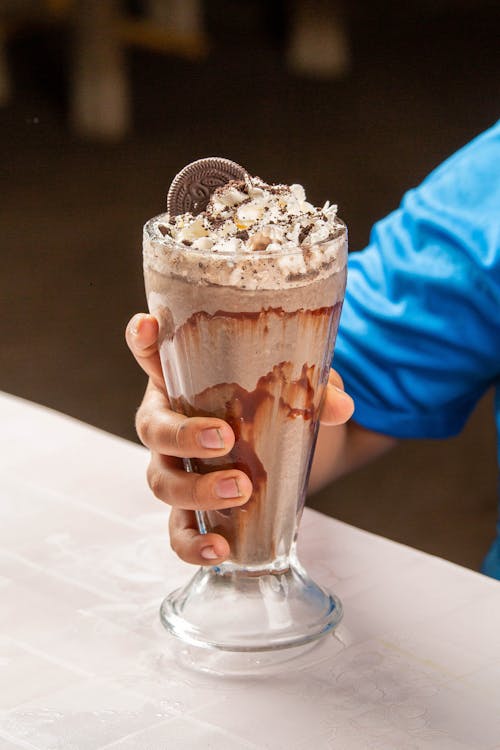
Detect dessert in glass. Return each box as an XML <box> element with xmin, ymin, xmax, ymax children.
<box><xmin>143</xmin><ymin>159</ymin><xmax>347</xmax><ymax>654</ymax></box>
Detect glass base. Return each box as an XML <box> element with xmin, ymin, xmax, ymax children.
<box><xmin>159</xmin><ymin>559</ymin><xmax>343</xmax><ymax>653</ymax></box>
<box><xmin>169</xmin><ymin>631</ymin><xmax>348</xmax><ymax>676</ymax></box>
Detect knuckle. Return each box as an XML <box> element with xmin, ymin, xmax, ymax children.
<box><xmin>135</xmin><ymin>409</ymin><xmax>151</xmax><ymax>446</ymax></box>
<box><xmin>174</xmin><ymin>420</ymin><xmax>190</xmax><ymax>452</ymax></box>
<box><xmin>169</xmin><ymin>532</ymin><xmax>181</xmax><ymax>556</ymax></box>
<box><xmin>146</xmin><ymin>462</ymin><xmax>164</xmax><ymax>500</ymax></box>
<box><xmin>190</xmin><ymin>475</ymin><xmax>204</xmax><ymax>511</ymax></box>
<box><xmin>158</xmin><ymin>419</ymin><xmax>189</xmax><ymax>454</ymax></box>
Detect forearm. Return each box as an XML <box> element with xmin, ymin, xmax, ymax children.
<box><xmin>308</xmin><ymin>420</ymin><xmax>397</xmax><ymax>494</ymax></box>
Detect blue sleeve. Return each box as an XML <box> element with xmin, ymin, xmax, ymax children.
<box><xmin>334</xmin><ymin>121</ymin><xmax>500</xmax><ymax>439</ymax></box>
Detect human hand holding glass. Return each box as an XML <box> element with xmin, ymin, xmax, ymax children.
<box><xmin>125</xmin><ymin>312</ymin><xmax>355</xmax><ymax>567</ymax></box>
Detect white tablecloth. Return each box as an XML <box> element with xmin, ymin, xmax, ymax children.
<box><xmin>0</xmin><ymin>391</ymin><xmax>499</xmax><ymax>749</ymax></box>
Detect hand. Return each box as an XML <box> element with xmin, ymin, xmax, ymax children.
<box><xmin>126</xmin><ymin>313</ymin><xmax>354</xmax><ymax>566</ymax></box>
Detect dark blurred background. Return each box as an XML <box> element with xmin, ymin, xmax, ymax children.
<box><xmin>1</xmin><ymin>0</ymin><xmax>499</xmax><ymax>572</ymax></box>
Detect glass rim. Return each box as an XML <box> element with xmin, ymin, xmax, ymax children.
<box><xmin>143</xmin><ymin>214</ymin><xmax>347</xmax><ymax>259</ymax></box>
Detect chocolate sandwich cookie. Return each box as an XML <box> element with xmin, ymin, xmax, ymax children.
<box><xmin>167</xmin><ymin>157</ymin><xmax>247</xmax><ymax>217</ymax></box>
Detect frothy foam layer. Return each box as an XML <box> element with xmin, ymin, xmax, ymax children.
<box><xmin>143</xmin><ymin>175</ymin><xmax>346</xmax><ymax>289</ymax></box>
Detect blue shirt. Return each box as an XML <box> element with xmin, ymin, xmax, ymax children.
<box><xmin>334</xmin><ymin>120</ymin><xmax>500</xmax><ymax>578</ymax></box>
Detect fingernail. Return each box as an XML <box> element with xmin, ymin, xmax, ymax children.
<box><xmin>199</xmin><ymin>427</ymin><xmax>225</xmax><ymax>450</ymax></box>
<box><xmin>201</xmin><ymin>546</ymin><xmax>219</xmax><ymax>560</ymax></box>
<box><xmin>130</xmin><ymin>316</ymin><xmax>142</xmax><ymax>337</ymax></box>
<box><xmin>216</xmin><ymin>477</ymin><xmax>241</xmax><ymax>499</ymax></box>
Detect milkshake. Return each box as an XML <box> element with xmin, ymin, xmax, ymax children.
<box><xmin>143</xmin><ymin>159</ymin><xmax>347</xmax><ymax>652</ymax></box>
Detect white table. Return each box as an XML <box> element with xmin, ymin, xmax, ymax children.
<box><xmin>1</xmin><ymin>391</ymin><xmax>499</xmax><ymax>750</ymax></box>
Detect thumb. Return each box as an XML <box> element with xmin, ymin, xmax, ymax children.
<box><xmin>125</xmin><ymin>313</ymin><xmax>165</xmax><ymax>390</ymax></box>
<box><xmin>320</xmin><ymin>382</ymin><xmax>355</xmax><ymax>426</ymax></box>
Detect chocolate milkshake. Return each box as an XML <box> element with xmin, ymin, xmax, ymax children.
<box><xmin>143</xmin><ymin>166</ymin><xmax>347</xmax><ymax>572</ymax></box>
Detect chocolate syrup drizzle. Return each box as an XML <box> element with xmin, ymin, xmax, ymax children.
<box><xmin>163</xmin><ymin>302</ymin><xmax>343</xmax><ymax>564</ymax></box>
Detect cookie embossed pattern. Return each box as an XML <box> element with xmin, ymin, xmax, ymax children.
<box><xmin>143</xmin><ymin>158</ymin><xmax>348</xmax><ymax>659</ymax></box>
<box><xmin>166</xmin><ymin>157</ymin><xmax>248</xmax><ymax>216</ymax></box>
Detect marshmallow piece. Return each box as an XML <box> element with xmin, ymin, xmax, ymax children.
<box><xmin>192</xmin><ymin>236</ymin><xmax>214</xmax><ymax>250</ymax></box>
<box><xmin>290</xmin><ymin>184</ymin><xmax>306</xmax><ymax>202</ymax></box>
<box><xmin>237</xmin><ymin>202</ymin><xmax>264</xmax><ymax>223</ymax></box>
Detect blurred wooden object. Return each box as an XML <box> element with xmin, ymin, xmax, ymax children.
<box><xmin>70</xmin><ymin>0</ymin><xmax>208</xmax><ymax>139</ymax></box>
<box><xmin>146</xmin><ymin>0</ymin><xmax>204</xmax><ymax>37</ymax></box>
<box><xmin>0</xmin><ymin>0</ymin><xmax>208</xmax><ymax>139</ymax></box>
<box><xmin>2</xmin><ymin>0</ymin><xmax>349</xmax><ymax>137</ymax></box>
<box><xmin>287</xmin><ymin>0</ymin><xmax>350</xmax><ymax>78</ymax></box>
<box><xmin>70</xmin><ymin>0</ymin><xmax>130</xmax><ymax>140</ymax></box>
<box><xmin>118</xmin><ymin>0</ymin><xmax>208</xmax><ymax>61</ymax></box>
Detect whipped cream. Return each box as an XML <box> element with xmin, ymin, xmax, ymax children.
<box><xmin>144</xmin><ymin>174</ymin><xmax>347</xmax><ymax>289</ymax></box>
<box><xmin>158</xmin><ymin>176</ymin><xmax>340</xmax><ymax>255</ymax></box>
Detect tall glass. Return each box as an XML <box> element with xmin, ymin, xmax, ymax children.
<box><xmin>143</xmin><ymin>216</ymin><xmax>347</xmax><ymax>653</ymax></box>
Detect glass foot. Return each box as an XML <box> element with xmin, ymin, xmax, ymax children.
<box><xmin>159</xmin><ymin>559</ymin><xmax>343</xmax><ymax>653</ymax></box>
<box><xmin>170</xmin><ymin>633</ymin><xmax>347</xmax><ymax>677</ymax></box>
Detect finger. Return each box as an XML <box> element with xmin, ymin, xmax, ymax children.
<box><xmin>328</xmin><ymin>368</ymin><xmax>345</xmax><ymax>390</ymax></box>
<box><xmin>320</xmin><ymin>381</ymin><xmax>355</xmax><ymax>426</ymax></box>
<box><xmin>126</xmin><ymin>313</ymin><xmax>164</xmax><ymax>389</ymax></box>
<box><xmin>147</xmin><ymin>452</ymin><xmax>253</xmax><ymax>511</ymax></box>
<box><xmin>169</xmin><ymin>508</ymin><xmax>231</xmax><ymax>565</ymax></box>
<box><xmin>136</xmin><ymin>384</ymin><xmax>236</xmax><ymax>458</ymax></box>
